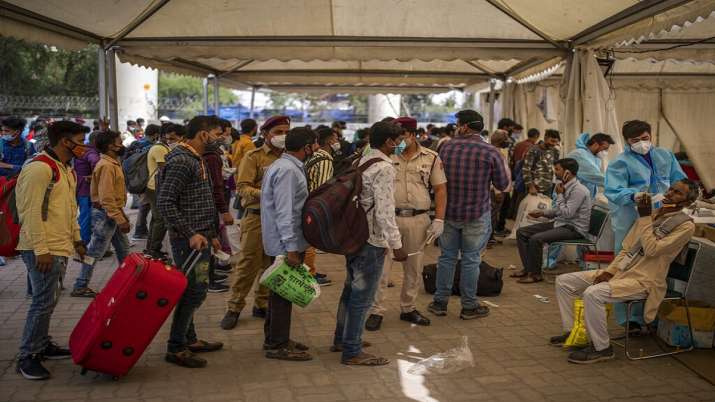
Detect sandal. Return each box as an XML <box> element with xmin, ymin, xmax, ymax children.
<box><xmin>265</xmin><ymin>347</ymin><xmax>313</xmax><ymax>361</ymax></box>
<box><xmin>509</xmin><ymin>270</ymin><xmax>528</xmax><ymax>278</ymax></box>
<box><xmin>341</xmin><ymin>352</ymin><xmax>389</xmax><ymax>366</ymax></box>
<box><xmin>330</xmin><ymin>341</ymin><xmax>372</xmax><ymax>353</ymax></box>
<box><xmin>517</xmin><ymin>275</ymin><xmax>544</xmax><ymax>284</ymax></box>
<box><xmin>263</xmin><ymin>340</ymin><xmax>309</xmax><ymax>351</ymax></box>
<box><xmin>70</xmin><ymin>287</ymin><xmax>97</xmax><ymax>298</ymax></box>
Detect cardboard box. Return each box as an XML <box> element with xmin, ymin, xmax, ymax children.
<box><xmin>656</xmin><ymin>301</ymin><xmax>715</xmax><ymax>349</ymax></box>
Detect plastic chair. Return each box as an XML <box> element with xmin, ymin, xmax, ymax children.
<box><xmin>616</xmin><ymin>242</ymin><xmax>699</xmax><ymax>360</ymax></box>
<box><xmin>549</xmin><ymin>204</ymin><xmax>610</xmax><ymax>269</ymax></box>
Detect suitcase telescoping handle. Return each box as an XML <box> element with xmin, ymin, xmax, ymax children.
<box><xmin>181</xmin><ymin>249</ymin><xmax>203</xmax><ymax>277</ymax></box>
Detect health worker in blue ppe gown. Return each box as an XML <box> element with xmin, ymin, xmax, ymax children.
<box><xmin>605</xmin><ymin>120</ymin><xmax>686</xmax><ymax>252</ymax></box>
<box><xmin>604</xmin><ymin>120</ymin><xmax>685</xmax><ymax>327</ymax></box>
<box><xmin>567</xmin><ymin>133</ymin><xmax>615</xmax><ymax>199</ymax></box>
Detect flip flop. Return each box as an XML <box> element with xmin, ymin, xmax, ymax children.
<box><xmin>341</xmin><ymin>353</ymin><xmax>389</xmax><ymax>366</ymax></box>
<box><xmin>509</xmin><ymin>271</ymin><xmax>528</xmax><ymax>278</ymax></box>
<box><xmin>517</xmin><ymin>275</ymin><xmax>544</xmax><ymax>284</ymax></box>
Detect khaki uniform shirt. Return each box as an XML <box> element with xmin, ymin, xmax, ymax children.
<box><xmin>91</xmin><ymin>154</ymin><xmax>128</xmax><ymax>225</ymax></box>
<box><xmin>237</xmin><ymin>144</ymin><xmax>279</xmax><ymax>209</ymax></box>
<box><xmin>392</xmin><ymin>145</ymin><xmax>447</xmax><ymax>210</ymax></box>
<box><xmin>585</xmin><ymin>212</ymin><xmax>695</xmax><ymax>322</ymax></box>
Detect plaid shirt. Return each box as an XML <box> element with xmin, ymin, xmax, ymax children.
<box><xmin>157</xmin><ymin>144</ymin><xmax>218</xmax><ymax>240</ymax></box>
<box><xmin>439</xmin><ymin>134</ymin><xmax>509</xmax><ymax>222</ymax></box>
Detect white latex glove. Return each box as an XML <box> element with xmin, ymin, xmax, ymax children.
<box><xmin>427</xmin><ymin>219</ymin><xmax>444</xmax><ymax>241</ymax></box>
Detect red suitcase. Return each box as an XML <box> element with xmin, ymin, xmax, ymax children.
<box><xmin>70</xmin><ymin>251</ymin><xmax>198</xmax><ymax>378</ymax></box>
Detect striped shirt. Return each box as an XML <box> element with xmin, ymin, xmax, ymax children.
<box><xmin>306</xmin><ymin>148</ymin><xmax>334</xmax><ymax>192</ymax></box>
<box><xmin>439</xmin><ymin>134</ymin><xmax>509</xmax><ymax>222</ymax></box>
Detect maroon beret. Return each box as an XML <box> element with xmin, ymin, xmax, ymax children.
<box><xmin>395</xmin><ymin>116</ymin><xmax>417</xmax><ymax>131</ymax></box>
<box><xmin>260</xmin><ymin>115</ymin><xmax>291</xmax><ymax>132</ymax></box>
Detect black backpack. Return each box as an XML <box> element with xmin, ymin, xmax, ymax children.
<box><xmin>422</xmin><ymin>260</ymin><xmax>503</xmax><ymax>297</ymax></box>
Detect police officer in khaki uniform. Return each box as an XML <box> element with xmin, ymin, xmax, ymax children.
<box><xmin>221</xmin><ymin>116</ymin><xmax>289</xmax><ymax>330</ymax></box>
<box><xmin>366</xmin><ymin>117</ymin><xmax>447</xmax><ymax>331</ymax></box>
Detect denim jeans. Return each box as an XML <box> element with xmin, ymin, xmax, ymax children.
<box><xmin>77</xmin><ymin>195</ymin><xmax>92</xmax><ymax>244</ymax></box>
<box><xmin>146</xmin><ymin>190</ymin><xmax>167</xmax><ymax>256</ymax></box>
<box><xmin>167</xmin><ymin>237</ymin><xmax>210</xmax><ymax>353</ymax></box>
<box><xmin>74</xmin><ymin>208</ymin><xmax>130</xmax><ymax>290</ymax></box>
<box><xmin>19</xmin><ymin>251</ymin><xmax>67</xmax><ymax>359</ymax></box>
<box><xmin>333</xmin><ymin>243</ymin><xmax>385</xmax><ymax>360</ymax></box>
<box><xmin>434</xmin><ymin>214</ymin><xmax>491</xmax><ymax>309</ymax></box>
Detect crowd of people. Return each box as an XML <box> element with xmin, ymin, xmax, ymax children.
<box><xmin>0</xmin><ymin>108</ymin><xmax>703</xmax><ymax>379</ymax></box>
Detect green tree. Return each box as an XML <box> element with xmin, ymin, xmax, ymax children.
<box><xmin>158</xmin><ymin>72</ymin><xmax>238</xmax><ymax>119</ymax></box>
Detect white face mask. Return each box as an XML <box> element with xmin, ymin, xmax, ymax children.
<box><xmin>270</xmin><ymin>134</ymin><xmax>286</xmax><ymax>149</ymax></box>
<box><xmin>597</xmin><ymin>150</ymin><xmax>609</xmax><ymax>159</ymax></box>
<box><xmin>631</xmin><ymin>140</ymin><xmax>652</xmax><ymax>155</ymax></box>
<box><xmin>330</xmin><ymin>142</ymin><xmax>341</xmax><ymax>153</ymax></box>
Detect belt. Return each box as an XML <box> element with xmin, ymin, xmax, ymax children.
<box><xmin>245</xmin><ymin>208</ymin><xmax>261</xmax><ymax>216</ymax></box>
<box><xmin>395</xmin><ymin>208</ymin><xmax>429</xmax><ymax>217</ymax></box>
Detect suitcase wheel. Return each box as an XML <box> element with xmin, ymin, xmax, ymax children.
<box><xmin>157</xmin><ymin>298</ymin><xmax>168</xmax><ymax>307</ymax></box>
<box><xmin>136</xmin><ymin>290</ymin><xmax>148</xmax><ymax>300</ymax></box>
<box><xmin>122</xmin><ymin>347</ymin><xmax>135</xmax><ymax>356</ymax></box>
<box><xmin>101</xmin><ymin>341</ymin><xmax>112</xmax><ymax>349</ymax></box>
<box><xmin>112</xmin><ymin>376</ymin><xmax>119</xmax><ymax>381</ymax></box>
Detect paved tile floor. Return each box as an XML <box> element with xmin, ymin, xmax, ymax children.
<box><xmin>1</xmin><ymin>219</ymin><xmax>714</xmax><ymax>402</ymax></box>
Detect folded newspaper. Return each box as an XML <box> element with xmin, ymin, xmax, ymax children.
<box><xmin>259</xmin><ymin>256</ymin><xmax>321</xmax><ymax>308</ymax></box>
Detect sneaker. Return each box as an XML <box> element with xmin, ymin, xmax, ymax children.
<box><xmin>314</xmin><ymin>272</ymin><xmax>327</xmax><ymax>279</ymax></box>
<box><xmin>187</xmin><ymin>340</ymin><xmax>224</xmax><ymax>353</ymax></box>
<box><xmin>493</xmin><ymin>229</ymin><xmax>511</xmax><ymax>237</ymax></box>
<box><xmin>213</xmin><ymin>273</ymin><xmax>229</xmax><ymax>283</ymax></box>
<box><xmin>165</xmin><ymin>350</ymin><xmax>207</xmax><ymax>368</ymax></box>
<box><xmin>365</xmin><ymin>314</ymin><xmax>383</xmax><ymax>331</ymax></box>
<box><xmin>252</xmin><ymin>306</ymin><xmax>267</xmax><ymax>319</ymax></box>
<box><xmin>400</xmin><ymin>310</ymin><xmax>431</xmax><ymax>326</ymax></box>
<box><xmin>567</xmin><ymin>345</ymin><xmax>615</xmax><ymax>364</ymax></box>
<box><xmin>70</xmin><ymin>287</ymin><xmax>97</xmax><ymax>298</ymax></box>
<box><xmin>42</xmin><ymin>341</ymin><xmax>71</xmax><ymax>360</ymax></box>
<box><xmin>427</xmin><ymin>301</ymin><xmax>448</xmax><ymax>316</ymax></box>
<box><xmin>460</xmin><ymin>305</ymin><xmax>490</xmax><ymax>320</ymax></box>
<box><xmin>17</xmin><ymin>355</ymin><xmax>50</xmax><ymax>380</ymax></box>
<box><xmin>0</xmin><ymin>256</ymin><xmax>6</xmax><ymax>266</ymax></box>
<box><xmin>207</xmin><ymin>283</ymin><xmax>229</xmax><ymax>293</ymax></box>
<box><xmin>220</xmin><ymin>311</ymin><xmax>240</xmax><ymax>330</ymax></box>
<box><xmin>316</xmin><ymin>276</ymin><xmax>332</xmax><ymax>287</ymax></box>
<box><xmin>549</xmin><ymin>332</ymin><xmax>571</xmax><ymax>347</ymax></box>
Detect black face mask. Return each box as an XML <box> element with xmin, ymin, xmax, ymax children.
<box><xmin>114</xmin><ymin>145</ymin><xmax>126</xmax><ymax>157</ymax></box>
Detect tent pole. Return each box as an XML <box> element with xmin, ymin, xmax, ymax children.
<box><xmin>249</xmin><ymin>86</ymin><xmax>256</xmax><ymax>119</ymax></box>
<box><xmin>97</xmin><ymin>46</ymin><xmax>107</xmax><ymax>121</ymax></box>
<box><xmin>202</xmin><ymin>77</ymin><xmax>209</xmax><ymax>115</ymax></box>
<box><xmin>106</xmin><ymin>47</ymin><xmax>119</xmax><ymax>132</ymax></box>
<box><xmin>488</xmin><ymin>79</ymin><xmax>496</xmax><ymax>132</ymax></box>
<box><xmin>212</xmin><ymin>75</ymin><xmax>219</xmax><ymax>117</ymax></box>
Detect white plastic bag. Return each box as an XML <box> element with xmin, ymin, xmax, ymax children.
<box><xmin>508</xmin><ymin>194</ymin><xmax>553</xmax><ymax>239</ymax></box>
<box><xmin>407</xmin><ymin>336</ymin><xmax>474</xmax><ymax>375</ymax></box>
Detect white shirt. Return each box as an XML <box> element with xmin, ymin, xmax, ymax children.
<box><xmin>358</xmin><ymin>148</ymin><xmax>402</xmax><ymax>250</ymax></box>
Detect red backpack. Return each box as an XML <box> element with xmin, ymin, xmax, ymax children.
<box><xmin>302</xmin><ymin>157</ymin><xmax>385</xmax><ymax>255</ymax></box>
<box><xmin>0</xmin><ymin>155</ymin><xmax>61</xmax><ymax>257</ymax></box>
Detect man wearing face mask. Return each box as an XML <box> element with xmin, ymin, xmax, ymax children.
<box><xmin>1</xmin><ymin>116</ymin><xmax>36</xmax><ymax>178</ymax></box>
<box><xmin>605</xmin><ymin>120</ymin><xmax>686</xmax><ymax>253</ymax></box>
<box><xmin>488</xmin><ymin>130</ymin><xmax>513</xmax><ymax>245</ymax></box>
<box><xmin>512</xmin><ymin>159</ymin><xmax>592</xmax><ymax>284</ymax></box>
<box><xmin>145</xmin><ymin>123</ymin><xmax>184</xmax><ymax>259</ymax></box>
<box><xmin>567</xmin><ymin>133</ymin><xmax>615</xmax><ymax>199</ymax></box>
<box><xmin>365</xmin><ymin>116</ymin><xmax>447</xmax><ymax>331</ymax></box>
<box><xmin>71</xmin><ymin>130</ymin><xmax>131</xmax><ymax>298</ymax></box>
<box><xmin>552</xmin><ymin>179</ymin><xmax>697</xmax><ymax>364</ymax></box>
<box><xmin>523</xmin><ymin>129</ymin><xmax>561</xmax><ymax>196</ymax></box>
<box><xmin>14</xmin><ymin>121</ymin><xmax>88</xmax><ymax>380</ymax></box>
<box><xmin>261</xmin><ymin>127</ymin><xmax>319</xmax><ymax>361</ymax></box>
<box><xmin>428</xmin><ymin>110</ymin><xmax>509</xmax><ymax>320</ymax></box>
<box><xmin>221</xmin><ymin>116</ymin><xmax>288</xmax><ymax>330</ymax></box>
<box><xmin>157</xmin><ymin>116</ymin><xmax>224</xmax><ymax>368</ymax></box>
<box><xmin>303</xmin><ymin>125</ymin><xmax>340</xmax><ymax>285</ymax></box>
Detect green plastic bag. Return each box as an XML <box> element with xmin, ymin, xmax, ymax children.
<box><xmin>259</xmin><ymin>256</ymin><xmax>321</xmax><ymax>308</ymax></box>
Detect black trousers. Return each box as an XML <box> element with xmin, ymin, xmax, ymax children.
<box><xmin>496</xmin><ymin>192</ymin><xmax>511</xmax><ymax>231</ymax></box>
<box><xmin>516</xmin><ymin>222</ymin><xmax>583</xmax><ymax>273</ymax></box>
<box><xmin>264</xmin><ymin>291</ymin><xmax>292</xmax><ymax>348</ymax></box>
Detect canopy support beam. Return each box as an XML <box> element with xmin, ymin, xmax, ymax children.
<box><xmin>218</xmin><ymin>60</ymin><xmax>254</xmax><ymax>78</ymax></box>
<box><xmin>104</xmin><ymin>0</ymin><xmax>171</xmax><ymax>50</ymax></box>
<box><xmin>488</xmin><ymin>79</ymin><xmax>496</xmax><ymax>132</ymax></box>
<box><xmin>106</xmin><ymin>48</ymin><xmax>119</xmax><ymax>131</ymax></box>
<box><xmin>212</xmin><ymin>74</ymin><xmax>219</xmax><ymax>116</ymax></box>
<box><xmin>249</xmin><ymin>86</ymin><xmax>256</xmax><ymax>119</ymax></box>
<box><xmin>98</xmin><ymin>46</ymin><xmax>107</xmax><ymax>121</ymax></box>
<box><xmin>202</xmin><ymin>77</ymin><xmax>209</xmax><ymax>115</ymax></box>
<box><xmin>569</xmin><ymin>0</ymin><xmax>692</xmax><ymax>46</ymax></box>
<box><xmin>466</xmin><ymin>60</ymin><xmax>496</xmax><ymax>76</ymax></box>
<box><xmin>0</xmin><ymin>0</ymin><xmax>102</xmax><ymax>43</ymax></box>
<box><xmin>503</xmin><ymin>58</ymin><xmax>546</xmax><ymax>78</ymax></box>
<box><xmin>485</xmin><ymin>0</ymin><xmax>564</xmax><ymax>49</ymax></box>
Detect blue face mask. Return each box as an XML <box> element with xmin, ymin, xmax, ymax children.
<box><xmin>1</xmin><ymin>134</ymin><xmax>15</xmax><ymax>141</ymax></box>
<box><xmin>394</xmin><ymin>139</ymin><xmax>407</xmax><ymax>156</ymax></box>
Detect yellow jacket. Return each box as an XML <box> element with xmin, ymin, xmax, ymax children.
<box><xmin>91</xmin><ymin>154</ymin><xmax>128</xmax><ymax>225</ymax></box>
<box><xmin>231</xmin><ymin>135</ymin><xmax>256</xmax><ymax>173</ymax></box>
<box><xmin>16</xmin><ymin>151</ymin><xmax>81</xmax><ymax>257</ymax></box>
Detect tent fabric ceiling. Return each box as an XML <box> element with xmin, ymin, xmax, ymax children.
<box><xmin>2</xmin><ymin>0</ymin><xmax>715</xmax><ymax>91</ymax></box>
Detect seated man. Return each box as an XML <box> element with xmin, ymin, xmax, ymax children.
<box><xmin>552</xmin><ymin>179</ymin><xmax>698</xmax><ymax>364</ymax></box>
<box><xmin>513</xmin><ymin>158</ymin><xmax>592</xmax><ymax>283</ymax></box>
